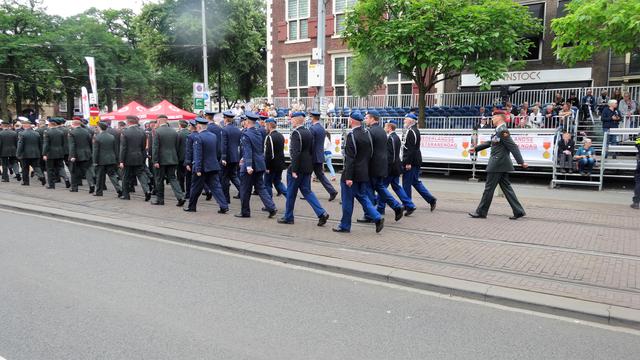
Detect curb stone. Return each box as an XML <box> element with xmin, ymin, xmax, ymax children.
<box><xmin>1</xmin><ymin>199</ymin><xmax>639</xmax><ymax>330</ymax></box>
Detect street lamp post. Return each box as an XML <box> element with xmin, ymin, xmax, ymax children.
<box><xmin>201</xmin><ymin>0</ymin><xmax>209</xmax><ymax>103</ymax></box>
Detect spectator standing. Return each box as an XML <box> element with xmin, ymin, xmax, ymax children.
<box><xmin>574</xmin><ymin>138</ymin><xmax>596</xmax><ymax>176</ymax></box>
<box><xmin>619</xmin><ymin>92</ymin><xmax>637</xmax><ymax>129</ymax></box>
<box><xmin>596</xmin><ymin>90</ymin><xmax>610</xmax><ymax>115</ymax></box>
<box><xmin>553</xmin><ymin>93</ymin><xmax>564</xmax><ymax>112</ymax></box>
<box><xmin>557</xmin><ymin>103</ymin><xmax>574</xmax><ymax>132</ymax></box>
<box><xmin>519</xmin><ymin>102</ymin><xmax>530</xmax><ymax>115</ymax></box>
<box><xmin>557</xmin><ymin>132</ymin><xmax>575</xmax><ymax>173</ymax></box>
<box><xmin>580</xmin><ymin>89</ymin><xmax>595</xmax><ymax>122</ymax></box>
<box><xmin>601</xmin><ymin>99</ymin><xmax>621</xmax><ymax>152</ymax></box>
<box><xmin>323</xmin><ymin>131</ymin><xmax>336</xmax><ymax>181</ymax></box>
<box><xmin>567</xmin><ymin>93</ymin><xmax>580</xmax><ymax>108</ymax></box>
<box><xmin>612</xmin><ymin>89</ymin><xmax>623</xmax><ymax>103</ymax></box>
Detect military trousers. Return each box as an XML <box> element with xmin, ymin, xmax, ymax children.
<box><xmin>1</xmin><ymin>157</ymin><xmax>20</xmax><ymax>182</ymax></box>
<box><xmin>122</xmin><ymin>165</ymin><xmax>150</xmax><ymax>199</ymax></box>
<box><xmin>20</xmin><ymin>158</ymin><xmax>45</xmax><ymax>185</ymax></box>
<box><xmin>46</xmin><ymin>158</ymin><xmax>68</xmax><ymax>187</ymax></box>
<box><xmin>239</xmin><ymin>171</ymin><xmax>275</xmax><ymax>216</ymax></box>
<box><xmin>177</xmin><ymin>164</ymin><xmax>187</xmax><ymax>193</ymax></box>
<box><xmin>380</xmin><ymin>175</ymin><xmax>416</xmax><ymax>214</ymax></box>
<box><xmin>402</xmin><ymin>167</ymin><xmax>436</xmax><ymax>205</ymax></box>
<box><xmin>364</xmin><ymin>176</ymin><xmax>402</xmax><ymax>217</ymax></box>
<box><xmin>264</xmin><ymin>168</ymin><xmax>287</xmax><ymax>198</ymax></box>
<box><xmin>283</xmin><ymin>170</ymin><xmax>326</xmax><ymax>222</ymax></box>
<box><xmin>313</xmin><ymin>163</ymin><xmax>338</xmax><ymax>197</ymax></box>
<box><xmin>221</xmin><ymin>162</ymin><xmax>241</xmax><ymax>203</ymax></box>
<box><xmin>71</xmin><ymin>160</ymin><xmax>95</xmax><ymax>189</ymax></box>
<box><xmin>338</xmin><ymin>180</ymin><xmax>381</xmax><ymax>231</ymax></box>
<box><xmin>187</xmin><ymin>171</ymin><xmax>228</xmax><ymax>211</ymax></box>
<box><xmin>476</xmin><ymin>172</ymin><xmax>525</xmax><ymax>217</ymax></box>
<box><xmin>95</xmin><ymin>164</ymin><xmax>122</xmax><ymax>195</ymax></box>
<box><xmin>154</xmin><ymin>165</ymin><xmax>184</xmax><ymax>202</ymax></box>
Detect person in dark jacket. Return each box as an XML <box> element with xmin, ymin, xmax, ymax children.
<box><xmin>119</xmin><ymin>116</ymin><xmax>151</xmax><ymax>201</ymax></box>
<box><xmin>309</xmin><ymin>111</ymin><xmax>338</xmax><ymax>201</ymax></box>
<box><xmin>402</xmin><ymin>113</ymin><xmax>437</xmax><ymax>212</ymax></box>
<box><xmin>68</xmin><ymin>119</ymin><xmax>95</xmax><ymax>193</ymax></box>
<box><xmin>556</xmin><ymin>131</ymin><xmax>575</xmax><ymax>173</ymax></box>
<box><xmin>235</xmin><ymin>113</ymin><xmax>277</xmax><ymax>218</ymax></box>
<box><xmin>358</xmin><ymin>111</ymin><xmax>403</xmax><ymax>223</ymax></box>
<box><xmin>382</xmin><ymin>121</ymin><xmax>416</xmax><ymax>215</ymax></box>
<box><xmin>205</xmin><ymin>110</ymin><xmax>223</xmax><ymax>161</ymax></box>
<box><xmin>0</xmin><ymin>119</ymin><xmax>20</xmax><ymax>182</ymax></box>
<box><xmin>42</xmin><ymin>118</ymin><xmax>70</xmax><ymax>189</ymax></box>
<box><xmin>151</xmin><ymin>115</ymin><xmax>185</xmax><ymax>206</ymax></box>
<box><xmin>601</xmin><ymin>99</ymin><xmax>622</xmax><ymax>155</ymax></box>
<box><xmin>263</xmin><ymin>118</ymin><xmax>287</xmax><ymax>197</ymax></box>
<box><xmin>184</xmin><ymin>117</ymin><xmax>228</xmax><ymax>213</ymax></box>
<box><xmin>183</xmin><ymin>120</ymin><xmax>198</xmax><ymax>199</ymax></box>
<box><xmin>16</xmin><ymin>121</ymin><xmax>46</xmax><ymax>186</ymax></box>
<box><xmin>93</xmin><ymin>122</ymin><xmax>122</xmax><ymax>197</ymax></box>
<box><xmin>333</xmin><ymin>112</ymin><xmax>384</xmax><ymax>233</ymax></box>
<box><xmin>176</xmin><ymin>120</ymin><xmax>189</xmax><ymax>193</ymax></box>
<box><xmin>220</xmin><ymin>110</ymin><xmax>242</xmax><ymax>202</ymax></box>
<box><xmin>278</xmin><ymin>112</ymin><xmax>329</xmax><ymax>226</ymax></box>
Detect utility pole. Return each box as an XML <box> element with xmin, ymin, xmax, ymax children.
<box><xmin>315</xmin><ymin>0</ymin><xmax>326</xmax><ymax>111</ymax></box>
<box><xmin>201</xmin><ymin>0</ymin><xmax>209</xmax><ymax>107</ymax></box>
<box><xmin>218</xmin><ymin>60</ymin><xmax>222</xmax><ymax>111</ymax></box>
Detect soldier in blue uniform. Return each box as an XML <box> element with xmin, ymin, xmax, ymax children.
<box><xmin>235</xmin><ymin>114</ymin><xmax>277</xmax><ymax>218</ymax></box>
<box><xmin>183</xmin><ymin>120</ymin><xmax>198</xmax><ymax>200</ymax></box>
<box><xmin>263</xmin><ymin>118</ymin><xmax>287</xmax><ymax>197</ymax></box>
<box><xmin>332</xmin><ymin>112</ymin><xmax>384</xmax><ymax>233</ymax></box>
<box><xmin>277</xmin><ymin>112</ymin><xmax>330</xmax><ymax>226</ymax></box>
<box><xmin>220</xmin><ymin>110</ymin><xmax>242</xmax><ymax>202</ymax></box>
<box><xmin>469</xmin><ymin>112</ymin><xmax>528</xmax><ymax>219</ymax></box>
<box><xmin>184</xmin><ymin>118</ymin><xmax>229</xmax><ymax>213</ymax></box>
<box><xmin>402</xmin><ymin>113</ymin><xmax>437</xmax><ymax>212</ymax></box>
<box><xmin>309</xmin><ymin>110</ymin><xmax>338</xmax><ymax>201</ymax></box>
<box><xmin>382</xmin><ymin>121</ymin><xmax>416</xmax><ymax>216</ymax></box>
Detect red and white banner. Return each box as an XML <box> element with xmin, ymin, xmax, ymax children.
<box><xmin>85</xmin><ymin>56</ymin><xmax>98</xmax><ymax>105</ymax></box>
<box><xmin>81</xmin><ymin>87</ymin><xmax>90</xmax><ymax>119</ymax></box>
<box><xmin>475</xmin><ymin>133</ymin><xmax>555</xmax><ymax>164</ymax></box>
<box><xmin>282</xmin><ymin>132</ymin><xmax>343</xmax><ymax>158</ymax></box>
<box><xmin>418</xmin><ymin>135</ymin><xmax>474</xmax><ymax>162</ymax></box>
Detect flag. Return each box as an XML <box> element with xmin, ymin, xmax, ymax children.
<box><xmin>81</xmin><ymin>87</ymin><xmax>90</xmax><ymax>119</ymax></box>
<box><xmin>85</xmin><ymin>56</ymin><xmax>98</xmax><ymax>105</ymax></box>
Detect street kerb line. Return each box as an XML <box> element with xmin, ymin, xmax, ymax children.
<box><xmin>1</xmin><ymin>200</ymin><xmax>640</xmax><ymax>331</ymax></box>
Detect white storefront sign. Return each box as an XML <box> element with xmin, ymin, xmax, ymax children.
<box><xmin>461</xmin><ymin>67</ymin><xmax>592</xmax><ymax>87</ymax></box>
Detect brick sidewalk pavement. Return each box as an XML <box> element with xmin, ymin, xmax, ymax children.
<box><xmin>0</xmin><ymin>177</ymin><xmax>638</xmax><ymax>310</ymax></box>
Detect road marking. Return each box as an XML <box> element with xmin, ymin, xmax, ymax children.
<box><xmin>2</xmin><ymin>207</ymin><xmax>640</xmax><ymax>336</ymax></box>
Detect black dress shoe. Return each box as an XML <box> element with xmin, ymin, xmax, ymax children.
<box><xmin>261</xmin><ymin>207</ymin><xmax>268</xmax><ymax>212</ymax></box>
<box><xmin>93</xmin><ymin>193</ymin><xmax>103</xmax><ymax>197</ymax></box>
<box><xmin>509</xmin><ymin>213</ymin><xmax>526</xmax><ymax>220</ymax></box>
<box><xmin>299</xmin><ymin>196</ymin><xmax>306</xmax><ymax>200</ymax></box>
<box><xmin>276</xmin><ymin>192</ymin><xmax>283</xmax><ymax>197</ymax></box>
<box><xmin>392</xmin><ymin>206</ymin><xmax>403</xmax><ymax>221</ymax></box>
<box><xmin>375</xmin><ymin>218</ymin><xmax>385</xmax><ymax>233</ymax></box>
<box><xmin>46</xmin><ymin>185</ymin><xmax>55</xmax><ymax>190</ymax></box>
<box><xmin>21</xmin><ymin>183</ymin><xmax>29</xmax><ymax>186</ymax></box>
<box><xmin>218</xmin><ymin>208</ymin><xmax>229</xmax><ymax>214</ymax></box>
<box><xmin>65</xmin><ymin>180</ymin><xmax>71</xmax><ymax>188</ymax></box>
<box><xmin>430</xmin><ymin>199</ymin><xmax>437</xmax><ymax>212</ymax></box>
<box><xmin>40</xmin><ymin>177</ymin><xmax>46</xmax><ymax>186</ymax></box>
<box><xmin>144</xmin><ymin>193</ymin><xmax>152</xmax><ymax>202</ymax></box>
<box><xmin>151</xmin><ymin>200</ymin><xmax>164</xmax><ymax>205</ymax></box>
<box><xmin>117</xmin><ymin>191</ymin><xmax>123</xmax><ymax>198</ymax></box>
<box><xmin>317</xmin><ymin>213</ymin><xmax>329</xmax><ymax>226</ymax></box>
<box><xmin>468</xmin><ymin>212</ymin><xmax>486</xmax><ymax>219</ymax></box>
<box><xmin>176</xmin><ymin>199</ymin><xmax>186</xmax><ymax>207</ymax></box>
<box><xmin>183</xmin><ymin>208</ymin><xmax>196</xmax><ymax>212</ymax></box>
<box><xmin>205</xmin><ymin>192</ymin><xmax>212</xmax><ymax>201</ymax></box>
<box><xmin>15</xmin><ymin>174</ymin><xmax>21</xmax><ymax>181</ymax></box>
<box><xmin>120</xmin><ymin>196</ymin><xmax>130</xmax><ymax>200</ymax></box>
<box><xmin>1</xmin><ymin>179</ymin><xmax>9</xmax><ymax>183</ymax></box>
<box><xmin>233</xmin><ymin>194</ymin><xmax>241</xmax><ymax>199</ymax></box>
<box><xmin>89</xmin><ymin>186</ymin><xmax>95</xmax><ymax>194</ymax></box>
<box><xmin>69</xmin><ymin>188</ymin><xmax>78</xmax><ymax>192</ymax></box>
<box><xmin>277</xmin><ymin>217</ymin><xmax>294</xmax><ymax>224</ymax></box>
<box><xmin>328</xmin><ymin>192</ymin><xmax>337</xmax><ymax>202</ymax></box>
<box><xmin>356</xmin><ymin>217</ymin><xmax>374</xmax><ymax>223</ymax></box>
<box><xmin>234</xmin><ymin>213</ymin><xmax>250</xmax><ymax>218</ymax></box>
<box><xmin>332</xmin><ymin>226</ymin><xmax>350</xmax><ymax>233</ymax></box>
<box><xmin>268</xmin><ymin>209</ymin><xmax>278</xmax><ymax>218</ymax></box>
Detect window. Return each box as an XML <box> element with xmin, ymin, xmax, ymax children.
<box><xmin>334</xmin><ymin>0</ymin><xmax>357</xmax><ymax>35</ymax></box>
<box><xmin>523</xmin><ymin>3</ymin><xmax>545</xmax><ymax>61</ymax></box>
<box><xmin>385</xmin><ymin>71</ymin><xmax>413</xmax><ymax>107</ymax></box>
<box><xmin>287</xmin><ymin>59</ymin><xmax>309</xmax><ymax>98</ymax></box>
<box><xmin>557</xmin><ymin>0</ymin><xmax>571</xmax><ymax>17</ymax></box>
<box><xmin>630</xmin><ymin>52</ymin><xmax>640</xmax><ymax>75</ymax></box>
<box><xmin>333</xmin><ymin>55</ymin><xmax>352</xmax><ymax>106</ymax></box>
<box><xmin>287</xmin><ymin>0</ymin><xmax>310</xmax><ymax>41</ymax></box>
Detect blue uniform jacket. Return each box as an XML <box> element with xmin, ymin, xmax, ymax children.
<box><xmin>221</xmin><ymin>123</ymin><xmax>242</xmax><ymax>163</ymax></box>
<box><xmin>310</xmin><ymin>122</ymin><xmax>326</xmax><ymax>164</ymax></box>
<box><xmin>207</xmin><ymin>122</ymin><xmax>223</xmax><ymax>159</ymax></box>
<box><xmin>184</xmin><ymin>132</ymin><xmax>199</xmax><ymax>166</ymax></box>
<box><xmin>239</xmin><ymin>127</ymin><xmax>266</xmax><ymax>173</ymax></box>
<box><xmin>192</xmin><ymin>131</ymin><xmax>221</xmax><ymax>173</ymax></box>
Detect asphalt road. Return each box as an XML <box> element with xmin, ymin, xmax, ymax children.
<box><xmin>0</xmin><ymin>210</ymin><xmax>639</xmax><ymax>360</ymax></box>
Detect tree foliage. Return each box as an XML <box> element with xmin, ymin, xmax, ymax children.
<box><xmin>343</xmin><ymin>0</ymin><xmax>542</xmax><ymax>126</ymax></box>
<box><xmin>552</xmin><ymin>0</ymin><xmax>640</xmax><ymax>66</ymax></box>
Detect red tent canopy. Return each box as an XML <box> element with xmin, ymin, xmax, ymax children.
<box><xmin>145</xmin><ymin>100</ymin><xmax>197</xmax><ymax>120</ymax></box>
<box><xmin>100</xmin><ymin>101</ymin><xmax>149</xmax><ymax>121</ymax></box>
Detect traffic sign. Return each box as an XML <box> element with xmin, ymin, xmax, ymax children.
<box><xmin>194</xmin><ymin>98</ymin><xmax>205</xmax><ymax>110</ymax></box>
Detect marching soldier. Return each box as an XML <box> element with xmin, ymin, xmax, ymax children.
<box><xmin>93</xmin><ymin>122</ymin><xmax>122</xmax><ymax>197</ymax></box>
<box><xmin>16</xmin><ymin>121</ymin><xmax>46</xmax><ymax>186</ymax></box>
<box><xmin>0</xmin><ymin>119</ymin><xmax>20</xmax><ymax>183</ymax></box>
<box><xmin>235</xmin><ymin>112</ymin><xmax>277</xmax><ymax>218</ymax></box>
<box><xmin>183</xmin><ymin>117</ymin><xmax>228</xmax><ymax>213</ymax></box>
<box><xmin>468</xmin><ymin>112</ymin><xmax>528</xmax><ymax>219</ymax></box>
<box><xmin>42</xmin><ymin>117</ymin><xmax>71</xmax><ymax>189</ymax></box>
<box><xmin>151</xmin><ymin>115</ymin><xmax>185</xmax><ymax>206</ymax></box>
<box><xmin>382</xmin><ymin>121</ymin><xmax>416</xmax><ymax>216</ymax></box>
<box><xmin>402</xmin><ymin>113</ymin><xmax>437</xmax><ymax>212</ymax></box>
<box><xmin>277</xmin><ymin>112</ymin><xmax>329</xmax><ymax>226</ymax></box>
<box><xmin>309</xmin><ymin>110</ymin><xmax>338</xmax><ymax>201</ymax></box>
<box><xmin>119</xmin><ymin>116</ymin><xmax>151</xmax><ymax>201</ymax></box>
<box><xmin>332</xmin><ymin>112</ymin><xmax>384</xmax><ymax>233</ymax></box>
<box><xmin>176</xmin><ymin>120</ymin><xmax>190</xmax><ymax>193</ymax></box>
<box><xmin>183</xmin><ymin>120</ymin><xmax>198</xmax><ymax>200</ymax></box>
<box><xmin>68</xmin><ymin>119</ymin><xmax>95</xmax><ymax>193</ymax></box>
<box><xmin>263</xmin><ymin>118</ymin><xmax>287</xmax><ymax>197</ymax></box>
<box><xmin>221</xmin><ymin>110</ymin><xmax>242</xmax><ymax>202</ymax></box>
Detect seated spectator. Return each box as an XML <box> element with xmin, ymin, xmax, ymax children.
<box><xmin>567</xmin><ymin>93</ymin><xmax>580</xmax><ymax>108</ymax></box>
<box><xmin>528</xmin><ymin>106</ymin><xmax>544</xmax><ymax>128</ymax></box>
<box><xmin>557</xmin><ymin>132</ymin><xmax>575</xmax><ymax>173</ymax></box>
<box><xmin>596</xmin><ymin>90</ymin><xmax>610</xmax><ymax>115</ymax></box>
<box><xmin>477</xmin><ymin>117</ymin><xmax>490</xmax><ymax>129</ymax></box>
<box><xmin>519</xmin><ymin>101</ymin><xmax>530</xmax><ymax>115</ymax></box>
<box><xmin>574</xmin><ymin>138</ymin><xmax>596</xmax><ymax>176</ymax></box>
<box><xmin>514</xmin><ymin>109</ymin><xmax>529</xmax><ymax>128</ymax></box>
<box><xmin>553</xmin><ymin>93</ymin><xmax>564</xmax><ymax>112</ymax></box>
<box><xmin>504</xmin><ymin>103</ymin><xmax>514</xmax><ymax>124</ymax></box>
<box><xmin>612</xmin><ymin>88</ymin><xmax>623</xmax><ymax>103</ymax></box>
<box><xmin>557</xmin><ymin>103</ymin><xmax>574</xmax><ymax>132</ymax></box>
<box><xmin>533</xmin><ymin>101</ymin><xmax>542</xmax><ymax>110</ymax></box>
<box><xmin>505</xmin><ymin>102</ymin><xmax>517</xmax><ymax>117</ymax></box>
<box><xmin>619</xmin><ymin>92</ymin><xmax>637</xmax><ymax>129</ymax></box>
<box><xmin>543</xmin><ymin>105</ymin><xmax>557</xmax><ymax>128</ymax></box>
<box><xmin>580</xmin><ymin>89</ymin><xmax>595</xmax><ymax>122</ymax></box>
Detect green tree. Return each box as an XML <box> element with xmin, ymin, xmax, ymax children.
<box><xmin>343</xmin><ymin>0</ymin><xmax>541</xmax><ymax>126</ymax></box>
<box><xmin>552</xmin><ymin>0</ymin><xmax>640</xmax><ymax>66</ymax></box>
